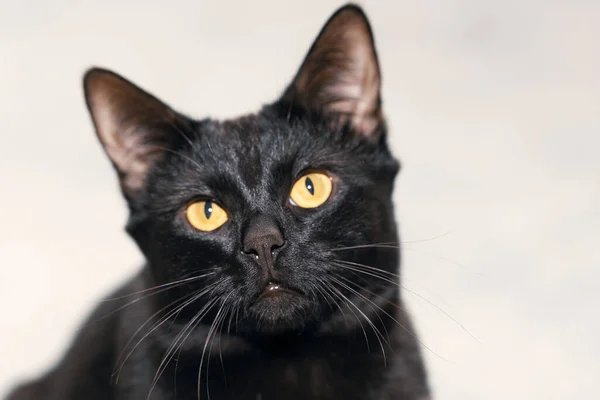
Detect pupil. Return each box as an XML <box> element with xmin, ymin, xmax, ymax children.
<box><xmin>305</xmin><ymin>177</ymin><xmax>314</xmax><ymax>195</ymax></box>
<box><xmin>204</xmin><ymin>201</ymin><xmax>213</xmax><ymax>219</ymax></box>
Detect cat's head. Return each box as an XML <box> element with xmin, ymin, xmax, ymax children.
<box><xmin>84</xmin><ymin>5</ymin><xmax>400</xmax><ymax>336</ymax></box>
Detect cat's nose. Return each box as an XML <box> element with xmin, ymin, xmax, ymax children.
<box><xmin>242</xmin><ymin>215</ymin><xmax>285</xmax><ymax>265</ymax></box>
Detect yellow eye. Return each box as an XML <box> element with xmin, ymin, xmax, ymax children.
<box><xmin>186</xmin><ymin>200</ymin><xmax>228</xmax><ymax>232</ymax></box>
<box><xmin>289</xmin><ymin>172</ymin><xmax>333</xmax><ymax>208</ymax></box>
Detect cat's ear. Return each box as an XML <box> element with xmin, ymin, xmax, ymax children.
<box><xmin>83</xmin><ymin>68</ymin><xmax>178</xmax><ymax>197</ymax></box>
<box><xmin>282</xmin><ymin>5</ymin><xmax>383</xmax><ymax>137</ymax></box>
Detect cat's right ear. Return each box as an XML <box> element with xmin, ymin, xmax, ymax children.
<box><xmin>83</xmin><ymin>68</ymin><xmax>177</xmax><ymax>198</ymax></box>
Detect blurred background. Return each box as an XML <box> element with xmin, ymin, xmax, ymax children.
<box><xmin>1</xmin><ymin>0</ymin><xmax>598</xmax><ymax>398</ymax></box>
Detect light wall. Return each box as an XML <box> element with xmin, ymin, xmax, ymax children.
<box><xmin>1</xmin><ymin>1</ymin><xmax>598</xmax><ymax>398</ymax></box>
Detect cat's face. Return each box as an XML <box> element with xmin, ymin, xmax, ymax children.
<box><xmin>84</xmin><ymin>6</ymin><xmax>400</xmax><ymax>335</ymax></box>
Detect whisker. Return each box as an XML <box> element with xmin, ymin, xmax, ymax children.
<box><xmin>226</xmin><ymin>300</ymin><xmax>239</xmax><ymax>335</ymax></box>
<box><xmin>403</xmin><ymin>231</ymin><xmax>452</xmax><ymax>243</ymax></box>
<box><xmin>322</xmin><ymin>281</ymin><xmax>373</xmax><ymax>356</ymax></box>
<box><xmin>172</xmin><ymin>297</ymin><xmax>221</xmax><ymax>397</ymax></box>
<box><xmin>84</xmin><ymin>274</ymin><xmax>214</xmax><ymax>330</ymax></box>
<box><xmin>332</xmin><ymin>261</ymin><xmax>480</xmax><ymax>343</ymax></box>
<box><xmin>331</xmin><ymin>243</ymin><xmax>402</xmax><ymax>252</ymax></box>
<box><xmin>157</xmin><ymin>118</ymin><xmax>197</xmax><ymax>152</ymax></box>
<box><xmin>198</xmin><ymin>293</ymin><xmax>232</xmax><ymax>400</ymax></box>
<box><xmin>286</xmin><ymin>97</ymin><xmax>294</xmax><ymax>122</ymax></box>
<box><xmin>334</xmin><ymin>259</ymin><xmax>402</xmax><ymax>280</ymax></box>
<box><xmin>334</xmin><ymin>259</ymin><xmax>455</xmax><ymax>311</ymax></box>
<box><xmin>312</xmin><ymin>282</ymin><xmax>335</xmax><ymax>314</ymax></box>
<box><xmin>331</xmin><ymin>275</ymin><xmax>393</xmax><ymax>350</ymax></box>
<box><xmin>334</xmin><ymin>274</ymin><xmax>447</xmax><ymax>361</ymax></box>
<box><xmin>329</xmin><ymin>277</ymin><xmax>389</xmax><ymax>366</ymax></box>
<box><xmin>115</xmin><ymin>282</ymin><xmax>218</xmax><ymax>385</ymax></box>
<box><xmin>214</xmin><ymin>302</ymin><xmax>233</xmax><ymax>386</ymax></box>
<box><xmin>103</xmin><ymin>272</ymin><xmax>216</xmax><ymax>302</ymax></box>
<box><xmin>149</xmin><ymin>296</ymin><xmax>220</xmax><ymax>399</ymax></box>
<box><xmin>404</xmin><ymin>245</ymin><xmax>485</xmax><ymax>277</ymax></box>
<box><xmin>113</xmin><ymin>290</ymin><xmax>198</xmax><ymax>382</ymax></box>
<box><xmin>330</xmin><ymin>232</ymin><xmax>451</xmax><ymax>252</ymax></box>
<box><xmin>316</xmin><ymin>277</ymin><xmax>348</xmax><ymax>326</ymax></box>
<box><xmin>146</xmin><ymin>145</ymin><xmax>204</xmax><ymax>171</ymax></box>
<box><xmin>234</xmin><ymin>302</ymin><xmax>241</xmax><ymax>334</ymax></box>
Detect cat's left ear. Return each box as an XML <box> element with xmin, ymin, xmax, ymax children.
<box><xmin>281</xmin><ymin>5</ymin><xmax>383</xmax><ymax>137</ymax></box>
<box><xmin>84</xmin><ymin>68</ymin><xmax>178</xmax><ymax>198</ymax></box>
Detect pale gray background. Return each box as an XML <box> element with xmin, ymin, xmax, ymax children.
<box><xmin>1</xmin><ymin>0</ymin><xmax>598</xmax><ymax>398</ymax></box>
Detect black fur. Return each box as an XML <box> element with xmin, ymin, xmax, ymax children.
<box><xmin>7</xmin><ymin>4</ymin><xmax>429</xmax><ymax>400</ymax></box>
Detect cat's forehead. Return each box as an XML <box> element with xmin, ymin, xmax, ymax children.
<box><xmin>194</xmin><ymin>114</ymin><xmax>309</xmax><ymax>173</ymax></box>
<box><xmin>204</xmin><ymin>114</ymin><xmax>297</xmax><ymax>150</ymax></box>
<box><xmin>188</xmin><ymin>112</ymin><xmax>390</xmax><ymax>174</ymax></box>
<box><xmin>180</xmin><ymin>114</ymin><xmax>301</xmax><ymax>197</ymax></box>
<box><xmin>162</xmin><ymin>111</ymin><xmax>395</xmax><ymax>205</ymax></box>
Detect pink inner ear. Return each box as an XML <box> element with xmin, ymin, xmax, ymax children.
<box><xmin>85</xmin><ymin>69</ymin><xmax>176</xmax><ymax>195</ymax></box>
<box><xmin>104</xmin><ymin>127</ymin><xmax>161</xmax><ymax>193</ymax></box>
<box><xmin>287</xmin><ymin>8</ymin><xmax>383</xmax><ymax>138</ymax></box>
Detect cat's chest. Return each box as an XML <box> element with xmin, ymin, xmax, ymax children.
<box><xmin>155</xmin><ymin>349</ymin><xmax>384</xmax><ymax>400</ymax></box>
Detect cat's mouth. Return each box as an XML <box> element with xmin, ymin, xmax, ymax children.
<box><xmin>246</xmin><ymin>280</ymin><xmax>311</xmax><ymax>330</ymax></box>
<box><xmin>258</xmin><ymin>281</ymin><xmax>302</xmax><ymax>299</ymax></box>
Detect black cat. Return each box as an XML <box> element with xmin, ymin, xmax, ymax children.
<box><xmin>7</xmin><ymin>4</ymin><xmax>429</xmax><ymax>400</ymax></box>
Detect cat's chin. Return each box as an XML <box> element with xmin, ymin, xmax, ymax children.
<box><xmin>246</xmin><ymin>290</ymin><xmax>315</xmax><ymax>334</ymax></box>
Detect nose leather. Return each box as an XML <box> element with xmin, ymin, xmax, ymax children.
<box><xmin>243</xmin><ymin>215</ymin><xmax>285</xmax><ymax>275</ymax></box>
